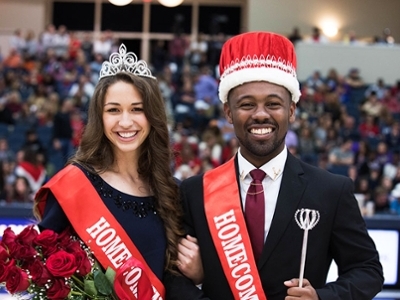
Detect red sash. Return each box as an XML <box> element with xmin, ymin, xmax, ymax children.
<box><xmin>35</xmin><ymin>165</ymin><xmax>165</xmax><ymax>300</ymax></box>
<box><xmin>203</xmin><ymin>157</ymin><xmax>267</xmax><ymax>300</ymax></box>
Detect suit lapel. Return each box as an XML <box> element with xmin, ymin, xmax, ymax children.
<box><xmin>258</xmin><ymin>152</ymin><xmax>307</xmax><ymax>269</ymax></box>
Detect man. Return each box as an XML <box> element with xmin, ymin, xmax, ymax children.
<box><xmin>173</xmin><ymin>31</ymin><xmax>383</xmax><ymax>299</ymax></box>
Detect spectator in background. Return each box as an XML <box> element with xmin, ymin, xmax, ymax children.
<box><xmin>307</xmin><ymin>26</ymin><xmax>329</xmax><ymax>43</ymax></box>
<box><xmin>168</xmin><ymin>30</ymin><xmax>188</xmax><ymax>77</ymax></box>
<box><xmin>41</xmin><ymin>24</ymin><xmax>57</xmax><ymax>54</ymax></box>
<box><xmin>298</xmin><ymin>126</ymin><xmax>318</xmax><ymax>166</ymax></box>
<box><xmin>328</xmin><ymin>138</ymin><xmax>355</xmax><ymax>175</ymax></box>
<box><xmin>173</xmin><ymin>164</ymin><xmax>194</xmax><ymax>181</ymax></box>
<box><xmin>371</xmin><ymin>141</ymin><xmax>393</xmax><ymax>172</ymax></box>
<box><xmin>193</xmin><ymin>65</ymin><xmax>219</xmax><ymax>132</ymax></box>
<box><xmin>0</xmin><ymin>138</ymin><xmax>15</xmax><ymax>163</ymax></box>
<box><xmin>359</xmin><ymin>115</ymin><xmax>380</xmax><ymax>140</ymax></box>
<box><xmin>80</xmin><ymin>32</ymin><xmax>94</xmax><ymax>62</ymax></box>
<box><xmin>391</xmin><ymin>80</ymin><xmax>400</xmax><ymax>100</ymax></box>
<box><xmin>157</xmin><ymin>68</ymin><xmax>175</xmax><ymax>127</ymax></box>
<box><xmin>364</xmin><ymin>78</ymin><xmax>388</xmax><ymax>100</ymax></box>
<box><xmin>54</xmin><ymin>25</ymin><xmax>70</xmax><ymax>59</ymax></box>
<box><xmin>344</xmin><ymin>68</ymin><xmax>364</xmax><ymax>89</ymax></box>
<box><xmin>6</xmin><ymin>176</ymin><xmax>33</xmax><ymax>203</ymax></box>
<box><xmin>4</xmin><ymin>90</ymin><xmax>23</xmax><ymax>121</ymax></box>
<box><xmin>339</xmin><ymin>114</ymin><xmax>360</xmax><ymax>142</ymax></box>
<box><xmin>172</xmin><ymin>70</ymin><xmax>196</xmax><ymax>126</ymax></box>
<box><xmin>207</xmin><ymin>32</ymin><xmax>225</xmax><ymax>75</ymax></box>
<box><xmin>389</xmin><ymin>183</ymin><xmax>400</xmax><ymax>214</ymax></box>
<box><xmin>306</xmin><ymin>70</ymin><xmax>325</xmax><ymax>93</ymax></box>
<box><xmin>353</xmin><ymin>140</ymin><xmax>372</xmax><ymax>178</ymax></box>
<box><xmin>382</xmin><ymin>28</ymin><xmax>395</xmax><ymax>44</ymax></box>
<box><xmin>9</xmin><ymin>29</ymin><xmax>26</xmax><ymax>54</ymax></box>
<box><xmin>373</xmin><ymin>185</ymin><xmax>391</xmax><ymax>214</ymax></box>
<box><xmin>0</xmin><ymin>160</ymin><xmax>7</xmax><ymax>201</ymax></box>
<box><xmin>361</xmin><ymin>90</ymin><xmax>384</xmax><ymax>119</ymax></box>
<box><xmin>382</xmin><ymin>89</ymin><xmax>400</xmax><ymax>120</ymax></box>
<box><xmin>189</xmin><ymin>32</ymin><xmax>208</xmax><ymax>69</ymax></box>
<box><xmin>324</xmin><ymin>68</ymin><xmax>342</xmax><ymax>93</ymax></box>
<box><xmin>221</xmin><ymin>136</ymin><xmax>239</xmax><ymax>164</ymax></box>
<box><xmin>93</xmin><ymin>32</ymin><xmax>113</xmax><ymax>59</ymax></box>
<box><xmin>285</xmin><ymin>126</ymin><xmax>299</xmax><ymax>150</ymax></box>
<box><xmin>68</xmin><ymin>73</ymin><xmax>95</xmax><ymax>110</ymax></box>
<box><xmin>287</xmin><ymin>27</ymin><xmax>303</xmax><ymax>45</ymax></box>
<box><xmin>384</xmin><ymin>121</ymin><xmax>400</xmax><ymax>152</ymax></box>
<box><xmin>14</xmin><ymin>146</ymin><xmax>47</xmax><ymax>196</ymax></box>
<box><xmin>173</xmin><ymin>138</ymin><xmax>201</xmax><ymax>177</ymax></box>
<box><xmin>0</xmin><ymin>97</ymin><xmax>16</xmax><ymax>125</ymax></box>
<box><xmin>199</xmin><ymin>123</ymin><xmax>224</xmax><ymax>168</ymax></box>
<box><xmin>89</xmin><ymin>52</ymin><xmax>105</xmax><ymax>84</ymax></box>
<box><xmin>354</xmin><ymin>175</ymin><xmax>372</xmax><ymax>204</ymax></box>
<box><xmin>70</xmin><ymin>108</ymin><xmax>85</xmax><ymax>149</ymax></box>
<box><xmin>151</xmin><ymin>40</ymin><xmax>168</xmax><ymax>74</ymax></box>
<box><xmin>23</xmin><ymin>128</ymin><xmax>47</xmax><ymax>166</ymax></box>
<box><xmin>3</xmin><ymin>48</ymin><xmax>23</xmax><ymax>70</ymax></box>
<box><xmin>22</xmin><ymin>29</ymin><xmax>40</xmax><ymax>60</ymax></box>
<box><xmin>52</xmin><ymin>98</ymin><xmax>75</xmax><ymax>166</ymax></box>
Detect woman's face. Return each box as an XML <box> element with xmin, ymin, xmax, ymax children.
<box><xmin>102</xmin><ymin>81</ymin><xmax>150</xmax><ymax>157</ymax></box>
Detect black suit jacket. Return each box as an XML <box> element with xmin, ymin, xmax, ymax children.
<box><xmin>174</xmin><ymin>152</ymin><xmax>383</xmax><ymax>300</ymax></box>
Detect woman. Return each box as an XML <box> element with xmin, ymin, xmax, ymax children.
<box><xmin>33</xmin><ymin>45</ymin><xmax>205</xmax><ymax>299</ymax></box>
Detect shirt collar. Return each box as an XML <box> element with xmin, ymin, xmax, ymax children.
<box><xmin>238</xmin><ymin>146</ymin><xmax>287</xmax><ymax>181</ymax></box>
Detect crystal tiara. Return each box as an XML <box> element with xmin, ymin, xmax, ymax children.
<box><xmin>99</xmin><ymin>44</ymin><xmax>156</xmax><ymax>80</ymax></box>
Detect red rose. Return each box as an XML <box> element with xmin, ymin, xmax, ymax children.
<box><xmin>11</xmin><ymin>244</ymin><xmax>37</xmax><ymax>262</ymax></box>
<box><xmin>33</xmin><ymin>229</ymin><xmax>59</xmax><ymax>255</ymax></box>
<box><xmin>57</xmin><ymin>228</ymin><xmax>73</xmax><ymax>248</ymax></box>
<box><xmin>0</xmin><ymin>244</ymin><xmax>9</xmax><ymax>262</ymax></box>
<box><xmin>1</xmin><ymin>227</ymin><xmax>17</xmax><ymax>252</ymax></box>
<box><xmin>47</xmin><ymin>277</ymin><xmax>71</xmax><ymax>300</ymax></box>
<box><xmin>46</xmin><ymin>250</ymin><xmax>77</xmax><ymax>277</ymax></box>
<box><xmin>28</xmin><ymin>258</ymin><xmax>53</xmax><ymax>286</ymax></box>
<box><xmin>0</xmin><ymin>259</ymin><xmax>15</xmax><ymax>282</ymax></box>
<box><xmin>65</xmin><ymin>240</ymin><xmax>81</xmax><ymax>253</ymax></box>
<box><xmin>5</xmin><ymin>265</ymin><xmax>30</xmax><ymax>293</ymax></box>
<box><xmin>73</xmin><ymin>248</ymin><xmax>92</xmax><ymax>276</ymax></box>
<box><xmin>16</xmin><ymin>225</ymin><xmax>39</xmax><ymax>246</ymax></box>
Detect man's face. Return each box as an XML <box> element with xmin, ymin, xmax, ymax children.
<box><xmin>224</xmin><ymin>81</ymin><xmax>296</xmax><ymax>167</ymax></box>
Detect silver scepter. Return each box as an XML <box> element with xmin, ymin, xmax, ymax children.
<box><xmin>294</xmin><ymin>208</ymin><xmax>320</xmax><ymax>288</ymax></box>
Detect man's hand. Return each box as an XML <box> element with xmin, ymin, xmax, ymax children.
<box><xmin>284</xmin><ymin>278</ymin><xmax>318</xmax><ymax>299</ymax></box>
<box><xmin>177</xmin><ymin>235</ymin><xmax>204</xmax><ymax>285</ymax></box>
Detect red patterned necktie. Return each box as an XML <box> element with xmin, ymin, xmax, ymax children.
<box><xmin>245</xmin><ymin>169</ymin><xmax>266</xmax><ymax>261</ymax></box>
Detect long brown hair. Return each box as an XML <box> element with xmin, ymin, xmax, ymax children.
<box><xmin>36</xmin><ymin>72</ymin><xmax>184</xmax><ymax>272</ymax></box>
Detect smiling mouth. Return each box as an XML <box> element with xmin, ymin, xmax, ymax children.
<box><xmin>250</xmin><ymin>128</ymin><xmax>272</xmax><ymax>135</ymax></box>
<box><xmin>118</xmin><ymin>132</ymin><xmax>137</xmax><ymax>138</ymax></box>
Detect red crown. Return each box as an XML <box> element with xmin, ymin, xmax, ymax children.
<box><xmin>218</xmin><ymin>31</ymin><xmax>301</xmax><ymax>103</ymax></box>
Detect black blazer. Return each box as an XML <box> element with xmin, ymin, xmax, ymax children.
<box><xmin>174</xmin><ymin>152</ymin><xmax>383</xmax><ymax>300</ymax></box>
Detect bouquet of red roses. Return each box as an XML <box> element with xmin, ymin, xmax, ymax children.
<box><xmin>0</xmin><ymin>225</ymin><xmax>118</xmax><ymax>299</ymax></box>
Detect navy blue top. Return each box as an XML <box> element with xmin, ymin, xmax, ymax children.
<box><xmin>39</xmin><ymin>165</ymin><xmax>167</xmax><ymax>280</ymax></box>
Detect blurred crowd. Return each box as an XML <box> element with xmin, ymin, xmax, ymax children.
<box><xmin>1</xmin><ymin>24</ymin><xmax>400</xmax><ymax>218</ymax></box>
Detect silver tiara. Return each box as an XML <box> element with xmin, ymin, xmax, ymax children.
<box><xmin>99</xmin><ymin>44</ymin><xmax>156</xmax><ymax>80</ymax></box>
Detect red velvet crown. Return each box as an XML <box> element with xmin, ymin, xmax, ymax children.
<box><xmin>218</xmin><ymin>31</ymin><xmax>301</xmax><ymax>103</ymax></box>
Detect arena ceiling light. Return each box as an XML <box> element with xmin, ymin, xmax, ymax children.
<box><xmin>157</xmin><ymin>0</ymin><xmax>184</xmax><ymax>7</ymax></box>
<box><xmin>108</xmin><ymin>0</ymin><xmax>133</xmax><ymax>6</ymax></box>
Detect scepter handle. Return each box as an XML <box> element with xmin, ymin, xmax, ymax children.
<box><xmin>299</xmin><ymin>228</ymin><xmax>309</xmax><ymax>287</ymax></box>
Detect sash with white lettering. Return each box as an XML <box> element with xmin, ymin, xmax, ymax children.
<box><xmin>35</xmin><ymin>165</ymin><xmax>165</xmax><ymax>300</ymax></box>
<box><xmin>203</xmin><ymin>157</ymin><xmax>267</xmax><ymax>300</ymax></box>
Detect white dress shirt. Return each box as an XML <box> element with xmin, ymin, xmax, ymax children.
<box><xmin>238</xmin><ymin>146</ymin><xmax>287</xmax><ymax>240</ymax></box>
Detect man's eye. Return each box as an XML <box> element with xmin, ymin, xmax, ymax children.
<box><xmin>240</xmin><ymin>103</ymin><xmax>253</xmax><ymax>108</ymax></box>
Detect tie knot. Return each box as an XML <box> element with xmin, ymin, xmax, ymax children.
<box><xmin>250</xmin><ymin>169</ymin><xmax>266</xmax><ymax>181</ymax></box>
